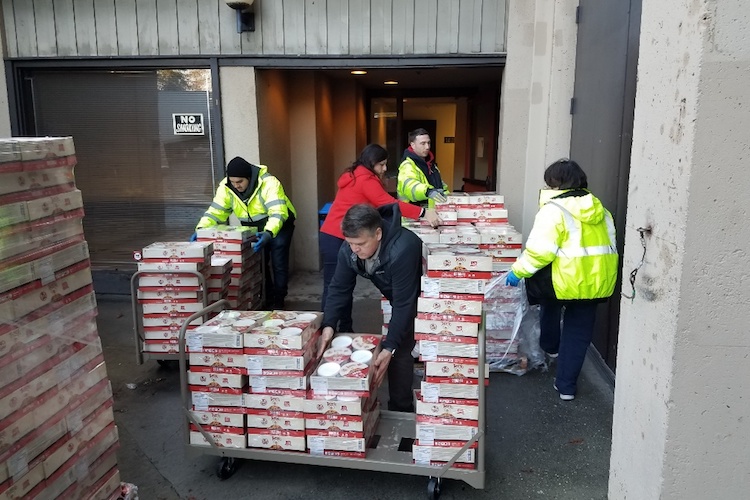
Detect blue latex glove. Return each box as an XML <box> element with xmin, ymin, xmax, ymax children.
<box><xmin>253</xmin><ymin>231</ymin><xmax>272</xmax><ymax>253</ymax></box>
<box><xmin>505</xmin><ymin>270</ymin><xmax>520</xmax><ymax>287</ymax></box>
<box><xmin>189</xmin><ymin>232</ymin><xmax>197</xmax><ymax>242</ymax></box>
<box><xmin>426</xmin><ymin>188</ymin><xmax>447</xmax><ymax>203</ymax></box>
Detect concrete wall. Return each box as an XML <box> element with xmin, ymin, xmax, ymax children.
<box><xmin>497</xmin><ymin>0</ymin><xmax>578</xmax><ymax>236</ymax></box>
<box><xmin>220</xmin><ymin>67</ymin><xmax>261</xmax><ymax>167</ymax></box>
<box><xmin>609</xmin><ymin>0</ymin><xmax>750</xmax><ymax>497</ymax></box>
<box><xmin>0</xmin><ymin>4</ymin><xmax>11</xmax><ymax>136</ymax></box>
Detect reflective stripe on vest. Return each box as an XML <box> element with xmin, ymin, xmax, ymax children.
<box><xmin>548</xmin><ymin>201</ymin><xmax>617</xmax><ymax>258</ymax></box>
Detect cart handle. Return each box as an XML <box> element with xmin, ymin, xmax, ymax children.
<box><xmin>434</xmin><ymin>429</ymin><xmax>485</xmax><ymax>479</ymax></box>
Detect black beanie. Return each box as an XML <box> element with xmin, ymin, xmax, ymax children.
<box><xmin>226</xmin><ymin>157</ymin><xmax>255</xmax><ymax>179</ymax></box>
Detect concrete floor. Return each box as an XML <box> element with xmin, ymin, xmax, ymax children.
<box><xmin>98</xmin><ymin>271</ymin><xmax>613</xmax><ymax>500</ymax></box>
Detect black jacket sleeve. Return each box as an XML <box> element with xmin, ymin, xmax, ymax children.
<box><xmin>321</xmin><ymin>246</ymin><xmax>357</xmax><ymax>331</ymax></box>
<box><xmin>381</xmin><ymin>233</ymin><xmax>422</xmax><ymax>351</ymax></box>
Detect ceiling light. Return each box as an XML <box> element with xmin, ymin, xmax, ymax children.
<box><xmin>384</xmin><ymin>80</ymin><xmax>398</xmax><ymax>85</ymax></box>
<box><xmin>351</xmin><ymin>70</ymin><xmax>367</xmax><ymax>75</ymax></box>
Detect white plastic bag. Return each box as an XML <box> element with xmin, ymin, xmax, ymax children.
<box><xmin>484</xmin><ymin>273</ymin><xmax>545</xmax><ymax>375</ymax></box>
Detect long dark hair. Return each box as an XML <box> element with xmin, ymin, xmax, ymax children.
<box><xmin>343</xmin><ymin>144</ymin><xmax>388</xmax><ymax>184</ymax></box>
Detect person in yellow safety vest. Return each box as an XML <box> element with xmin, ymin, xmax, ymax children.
<box><xmin>397</xmin><ymin>128</ymin><xmax>450</xmax><ymax>209</ymax></box>
<box><xmin>505</xmin><ymin>159</ymin><xmax>618</xmax><ymax>402</ymax></box>
<box><xmin>196</xmin><ymin>156</ymin><xmax>296</xmax><ymax>309</ymax></box>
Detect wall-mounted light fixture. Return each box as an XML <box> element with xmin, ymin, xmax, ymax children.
<box><xmin>225</xmin><ymin>0</ymin><xmax>255</xmax><ymax>33</ymax></box>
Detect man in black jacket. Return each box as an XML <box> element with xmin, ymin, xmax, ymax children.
<box><xmin>319</xmin><ymin>203</ymin><xmax>422</xmax><ymax>412</ymax></box>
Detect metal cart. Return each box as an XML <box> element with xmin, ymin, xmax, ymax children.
<box><xmin>178</xmin><ymin>300</ymin><xmax>487</xmax><ymax>500</ymax></box>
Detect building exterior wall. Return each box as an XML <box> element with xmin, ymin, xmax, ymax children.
<box><xmin>497</xmin><ymin>0</ymin><xmax>578</xmax><ymax>236</ymax></box>
<box><xmin>1</xmin><ymin>0</ymin><xmax>507</xmax><ymax>58</ymax></box>
<box><xmin>609</xmin><ymin>0</ymin><xmax>750</xmax><ymax>497</ymax></box>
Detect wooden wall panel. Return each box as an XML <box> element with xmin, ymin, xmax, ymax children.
<box><xmin>436</xmin><ymin>0</ymin><xmax>460</xmax><ymax>54</ymax></box>
<box><xmin>176</xmin><ymin>0</ymin><xmax>200</xmax><ymax>55</ymax></box>
<box><xmin>1</xmin><ymin>0</ymin><xmax>18</xmax><ymax>57</ymax></box>
<box><xmin>348</xmin><ymin>0</ymin><xmax>370</xmax><ymax>55</ymax></box>
<box><xmin>115</xmin><ymin>1</ymin><xmax>139</xmax><ymax>55</ymax></box>
<box><xmin>33</xmin><ymin>0</ymin><xmax>57</xmax><ymax>57</ymax></box>
<box><xmin>135</xmin><ymin>0</ymin><xmax>158</xmax><ymax>55</ymax></box>
<box><xmin>261</xmin><ymin>0</ymin><xmax>284</xmax><ymax>54</ymax></box>
<box><xmin>326</xmin><ymin>0</ymin><xmax>348</xmax><ymax>55</ymax></box>
<box><xmin>370</xmin><ymin>0</ymin><xmax>392</xmax><ymax>55</ymax></box>
<box><xmin>156</xmin><ymin>0</ymin><xmax>178</xmax><ymax>55</ymax></box>
<box><xmin>391</xmin><ymin>0</ymin><xmax>414</xmax><ymax>55</ymax></box>
<box><xmin>13</xmin><ymin>0</ymin><xmax>37</xmax><ymax>56</ymax></box>
<box><xmin>282</xmin><ymin>0</ymin><xmax>305</xmax><ymax>55</ymax></box>
<box><xmin>218</xmin><ymin>0</ymin><xmax>241</xmax><ymax>54</ymax></box>
<box><xmin>95</xmin><ymin>0</ymin><xmax>118</xmax><ymax>56</ymax></box>
<box><xmin>305</xmin><ymin>0</ymin><xmax>326</xmax><ymax>55</ymax></box>
<box><xmin>1</xmin><ymin>0</ymin><xmax>507</xmax><ymax>58</ymax></box>
<box><xmin>53</xmin><ymin>0</ymin><xmax>76</xmax><ymax>55</ymax></box>
<box><xmin>73</xmin><ymin>0</ymin><xmax>97</xmax><ymax>55</ymax></box>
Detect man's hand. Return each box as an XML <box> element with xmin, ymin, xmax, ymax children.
<box><xmin>371</xmin><ymin>349</ymin><xmax>393</xmax><ymax>388</ymax></box>
<box><xmin>317</xmin><ymin>327</ymin><xmax>334</xmax><ymax>358</ymax></box>
<box><xmin>423</xmin><ymin>209</ymin><xmax>442</xmax><ymax>228</ymax></box>
<box><xmin>253</xmin><ymin>231</ymin><xmax>272</xmax><ymax>253</ymax></box>
<box><xmin>426</xmin><ymin>188</ymin><xmax>447</xmax><ymax>203</ymax></box>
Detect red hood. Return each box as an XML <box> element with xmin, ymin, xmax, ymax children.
<box><xmin>337</xmin><ymin>165</ymin><xmax>375</xmax><ymax>189</ymax></box>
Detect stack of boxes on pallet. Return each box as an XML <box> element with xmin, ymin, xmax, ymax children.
<box><xmin>244</xmin><ymin>311</ymin><xmax>322</xmax><ymax>452</ymax></box>
<box><xmin>404</xmin><ymin>191</ymin><xmax>524</xmax><ymax>468</ymax></box>
<box><xmin>307</xmin><ymin>333</ymin><xmax>382</xmax><ymax>458</ymax></box>
<box><xmin>0</xmin><ymin>137</ymin><xmax>121</xmax><ymax>499</ymax></box>
<box><xmin>185</xmin><ymin>310</ymin><xmax>324</xmax><ymax>452</ymax></box>
<box><xmin>136</xmin><ymin>241</ymin><xmax>215</xmax><ymax>356</ymax></box>
<box><xmin>196</xmin><ymin>226</ymin><xmax>263</xmax><ymax>310</ymax></box>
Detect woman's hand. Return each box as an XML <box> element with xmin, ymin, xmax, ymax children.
<box><xmin>423</xmin><ymin>209</ymin><xmax>442</xmax><ymax>228</ymax></box>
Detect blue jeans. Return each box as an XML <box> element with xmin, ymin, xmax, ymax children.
<box><xmin>318</xmin><ymin>231</ymin><xmax>353</xmax><ymax>331</ymax></box>
<box><xmin>264</xmin><ymin>219</ymin><xmax>294</xmax><ymax>307</ymax></box>
<box><xmin>539</xmin><ymin>299</ymin><xmax>598</xmax><ymax>395</ymax></box>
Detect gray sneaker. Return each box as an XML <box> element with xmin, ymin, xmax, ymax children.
<box><xmin>553</xmin><ymin>382</ymin><xmax>575</xmax><ymax>401</ymax></box>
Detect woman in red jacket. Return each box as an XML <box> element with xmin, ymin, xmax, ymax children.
<box><xmin>319</xmin><ymin>144</ymin><xmax>440</xmax><ymax>331</ymax></box>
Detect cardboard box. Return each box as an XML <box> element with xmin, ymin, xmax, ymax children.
<box><xmin>190</xmin><ymin>409</ymin><xmax>245</xmax><ymax>428</ymax></box>
<box><xmin>420</xmin><ymin>380</ymin><xmax>479</xmax><ymax>400</ymax></box>
<box><xmin>141</xmin><ymin>241</ymin><xmax>213</xmax><ymax>261</ymax></box>
<box><xmin>416</xmin><ymin>421</ymin><xmax>478</xmax><ymax>442</ymax></box>
<box><xmin>426</xmin><ymin>254</ymin><xmax>493</xmax><ymax>273</ymax></box>
<box><xmin>137</xmin><ymin>260</ymin><xmax>206</xmax><ymax>272</ymax></box>
<box><xmin>457</xmin><ymin>207</ymin><xmax>508</xmax><ymax>222</ymax></box>
<box><xmin>413</xmin><ymin>445</ymin><xmax>475</xmax><ymax>464</ymax></box>
<box><xmin>303</xmin><ymin>397</ymin><xmax>368</xmax><ymax>417</ymax></box>
<box><xmin>424</xmin><ymin>362</ymin><xmax>488</xmax><ymax>379</ymax></box>
<box><xmin>413</xmin><ymin>318</ymin><xmax>479</xmax><ymax>338</ymax></box>
<box><xmin>247</xmin><ymin>431</ymin><xmax>305</xmax><ymax>451</ymax></box>
<box><xmin>421</xmin><ymin>277</ymin><xmax>489</xmax><ymax>296</ymax></box>
<box><xmin>188</xmin><ymin>369</ymin><xmax>246</xmax><ymax>390</ymax></box>
<box><xmin>196</xmin><ymin>225</ymin><xmax>257</xmax><ymax>242</ymax></box>
<box><xmin>138</xmin><ymin>273</ymin><xmax>205</xmax><ymax>288</ymax></box>
<box><xmin>416</xmin><ymin>399</ymin><xmax>479</xmax><ymax>421</ymax></box>
<box><xmin>191</xmin><ymin>391</ymin><xmax>244</xmax><ymax>409</ymax></box>
<box><xmin>246</xmin><ymin>414</ymin><xmax>305</xmax><ymax>431</ymax></box>
<box><xmin>416</xmin><ymin>335</ymin><xmax>479</xmax><ymax>359</ymax></box>
<box><xmin>187</xmin><ymin>325</ymin><xmax>243</xmax><ymax>349</ymax></box>
<box><xmin>142</xmin><ymin>300</ymin><xmax>204</xmax><ymax>315</ymax></box>
<box><xmin>189</xmin><ymin>349</ymin><xmax>246</xmax><ymax>370</ymax></box>
<box><xmin>417</xmin><ymin>297</ymin><xmax>482</xmax><ymax>316</ymax></box>
<box><xmin>16</xmin><ymin>137</ymin><xmax>76</xmax><ymax>161</ymax></box>
<box><xmin>244</xmin><ymin>393</ymin><xmax>305</xmax><ymax>413</ymax></box>
<box><xmin>190</xmin><ymin>431</ymin><xmax>245</xmax><ymax>449</ymax></box>
<box><xmin>25</xmin><ymin>189</ymin><xmax>83</xmax><ymax>222</ymax></box>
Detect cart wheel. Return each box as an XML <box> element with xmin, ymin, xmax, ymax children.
<box><xmin>427</xmin><ymin>477</ymin><xmax>441</xmax><ymax>500</ymax></box>
<box><xmin>216</xmin><ymin>457</ymin><xmax>237</xmax><ymax>480</ymax></box>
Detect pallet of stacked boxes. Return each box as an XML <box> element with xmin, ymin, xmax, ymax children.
<box><xmin>196</xmin><ymin>226</ymin><xmax>263</xmax><ymax>310</ymax></box>
<box><xmin>243</xmin><ymin>311</ymin><xmax>323</xmax><ymax>451</ymax></box>
<box><xmin>307</xmin><ymin>333</ymin><xmax>382</xmax><ymax>457</ymax></box>
<box><xmin>0</xmin><ymin>137</ymin><xmax>121</xmax><ymax>499</ymax></box>
<box><xmin>136</xmin><ymin>241</ymin><xmax>215</xmax><ymax>356</ymax></box>
<box><xmin>186</xmin><ymin>310</ymin><xmax>265</xmax><ymax>449</ymax></box>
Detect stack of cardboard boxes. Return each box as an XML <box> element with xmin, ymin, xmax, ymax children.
<box><xmin>403</xmin><ymin>191</ymin><xmax>524</xmax><ymax>468</ymax></box>
<box><xmin>0</xmin><ymin>137</ymin><xmax>121</xmax><ymax>499</ymax></box>
<box><xmin>136</xmin><ymin>241</ymin><xmax>215</xmax><ymax>355</ymax></box>
<box><xmin>196</xmin><ymin>226</ymin><xmax>263</xmax><ymax>310</ymax></box>
<box><xmin>243</xmin><ymin>311</ymin><xmax>322</xmax><ymax>451</ymax></box>
<box><xmin>306</xmin><ymin>333</ymin><xmax>381</xmax><ymax>458</ymax></box>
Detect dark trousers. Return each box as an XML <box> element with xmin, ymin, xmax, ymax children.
<box><xmin>318</xmin><ymin>232</ymin><xmax>353</xmax><ymax>331</ymax></box>
<box><xmin>264</xmin><ymin>219</ymin><xmax>295</xmax><ymax>308</ymax></box>
<box><xmin>387</xmin><ymin>334</ymin><xmax>416</xmax><ymax>412</ymax></box>
<box><xmin>539</xmin><ymin>299</ymin><xmax>598</xmax><ymax>396</ymax></box>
